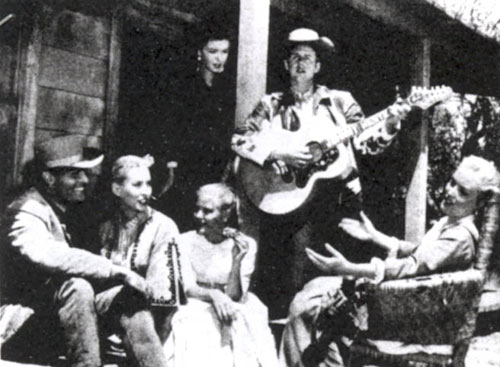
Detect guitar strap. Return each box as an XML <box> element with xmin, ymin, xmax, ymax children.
<box><xmin>324</xmin><ymin>96</ymin><xmax>347</xmax><ymax>129</ymax></box>
<box><xmin>280</xmin><ymin>105</ymin><xmax>301</xmax><ymax>132</ymax></box>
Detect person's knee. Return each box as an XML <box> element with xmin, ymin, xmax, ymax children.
<box><xmin>289</xmin><ymin>291</ymin><xmax>308</xmax><ymax>318</ymax></box>
<box><xmin>57</xmin><ymin>277</ymin><xmax>95</xmax><ymax>305</ymax></box>
<box><xmin>120</xmin><ymin>309</ymin><xmax>156</xmax><ymax>337</ymax></box>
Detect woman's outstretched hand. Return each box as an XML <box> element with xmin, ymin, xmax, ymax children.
<box><xmin>339</xmin><ymin>211</ymin><xmax>379</xmax><ymax>243</ymax></box>
<box><xmin>306</xmin><ymin>243</ymin><xmax>349</xmax><ymax>274</ymax></box>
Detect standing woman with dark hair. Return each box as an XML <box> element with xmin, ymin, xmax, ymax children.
<box><xmin>160</xmin><ymin>23</ymin><xmax>236</xmax><ymax>232</ymax></box>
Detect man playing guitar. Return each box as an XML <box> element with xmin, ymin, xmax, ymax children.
<box><xmin>231</xmin><ymin>28</ymin><xmax>410</xmax><ymax>318</ymax></box>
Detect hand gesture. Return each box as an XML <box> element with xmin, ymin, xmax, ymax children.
<box><xmin>339</xmin><ymin>211</ymin><xmax>379</xmax><ymax>243</ymax></box>
<box><xmin>122</xmin><ymin>269</ymin><xmax>153</xmax><ymax>298</ymax></box>
<box><xmin>271</xmin><ymin>144</ymin><xmax>313</xmax><ymax>169</ymax></box>
<box><xmin>306</xmin><ymin>243</ymin><xmax>349</xmax><ymax>274</ymax></box>
<box><xmin>231</xmin><ymin>235</ymin><xmax>250</xmax><ymax>263</ymax></box>
<box><xmin>210</xmin><ymin>290</ymin><xmax>237</xmax><ymax>325</ymax></box>
<box><xmin>386</xmin><ymin>97</ymin><xmax>411</xmax><ymax>132</ymax></box>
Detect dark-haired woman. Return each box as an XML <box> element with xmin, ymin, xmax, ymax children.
<box><xmin>162</xmin><ymin>25</ymin><xmax>236</xmax><ymax>232</ymax></box>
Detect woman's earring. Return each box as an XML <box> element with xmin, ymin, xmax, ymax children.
<box><xmin>196</xmin><ymin>54</ymin><xmax>201</xmax><ymax>72</ymax></box>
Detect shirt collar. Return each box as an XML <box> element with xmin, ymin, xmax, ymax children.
<box><xmin>283</xmin><ymin>84</ymin><xmax>332</xmax><ymax>109</ymax></box>
<box><xmin>291</xmin><ymin>87</ymin><xmax>314</xmax><ymax>104</ymax></box>
<box><xmin>117</xmin><ymin>206</ymin><xmax>153</xmax><ymax>227</ymax></box>
<box><xmin>44</xmin><ymin>196</ymin><xmax>68</xmax><ymax>223</ymax></box>
<box><xmin>442</xmin><ymin>214</ymin><xmax>479</xmax><ymax>241</ymax></box>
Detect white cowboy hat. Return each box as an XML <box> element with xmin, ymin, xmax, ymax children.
<box><xmin>287</xmin><ymin>28</ymin><xmax>335</xmax><ymax>53</ymax></box>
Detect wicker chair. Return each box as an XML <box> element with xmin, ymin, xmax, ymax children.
<box><xmin>348</xmin><ymin>192</ymin><xmax>500</xmax><ymax>367</ymax></box>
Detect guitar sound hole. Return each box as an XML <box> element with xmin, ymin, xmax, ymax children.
<box><xmin>295</xmin><ymin>147</ymin><xmax>340</xmax><ymax>188</ymax></box>
<box><xmin>309</xmin><ymin>147</ymin><xmax>340</xmax><ymax>176</ymax></box>
<box><xmin>307</xmin><ymin>142</ymin><xmax>324</xmax><ymax>163</ymax></box>
<box><xmin>282</xmin><ymin>170</ymin><xmax>294</xmax><ymax>183</ymax></box>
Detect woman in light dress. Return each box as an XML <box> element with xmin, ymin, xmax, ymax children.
<box><xmin>163</xmin><ymin>183</ymin><xmax>279</xmax><ymax>367</ymax></box>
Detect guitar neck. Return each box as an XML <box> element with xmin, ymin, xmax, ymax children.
<box><xmin>350</xmin><ymin>108</ymin><xmax>392</xmax><ymax>139</ymax></box>
<box><xmin>323</xmin><ymin>86</ymin><xmax>452</xmax><ymax>150</ymax></box>
<box><xmin>324</xmin><ymin>107</ymin><xmax>394</xmax><ymax>149</ymax></box>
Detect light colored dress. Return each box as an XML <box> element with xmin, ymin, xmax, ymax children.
<box><xmin>163</xmin><ymin>230</ymin><xmax>279</xmax><ymax>367</ymax></box>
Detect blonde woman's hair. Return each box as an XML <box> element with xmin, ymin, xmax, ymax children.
<box><xmin>457</xmin><ymin>155</ymin><xmax>500</xmax><ymax>194</ymax></box>
<box><xmin>111</xmin><ymin>155</ymin><xmax>153</xmax><ymax>184</ymax></box>
<box><xmin>197</xmin><ymin>183</ymin><xmax>236</xmax><ymax>212</ymax></box>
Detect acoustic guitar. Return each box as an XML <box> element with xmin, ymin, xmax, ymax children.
<box><xmin>237</xmin><ymin>86</ymin><xmax>454</xmax><ymax>215</ymax></box>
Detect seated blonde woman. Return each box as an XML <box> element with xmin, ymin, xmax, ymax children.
<box><xmin>163</xmin><ymin>183</ymin><xmax>279</xmax><ymax>367</ymax></box>
<box><xmin>97</xmin><ymin>155</ymin><xmax>180</xmax><ymax>358</ymax></box>
<box><xmin>281</xmin><ymin>155</ymin><xmax>500</xmax><ymax>367</ymax></box>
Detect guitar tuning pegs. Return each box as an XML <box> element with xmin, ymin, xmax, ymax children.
<box><xmin>395</xmin><ymin>85</ymin><xmax>401</xmax><ymax>100</ymax></box>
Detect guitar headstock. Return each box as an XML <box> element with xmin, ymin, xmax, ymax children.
<box><xmin>406</xmin><ymin>86</ymin><xmax>454</xmax><ymax>110</ymax></box>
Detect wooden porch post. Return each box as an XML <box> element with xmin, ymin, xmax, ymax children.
<box><xmin>235</xmin><ymin>0</ymin><xmax>270</xmax><ymax>125</ymax></box>
<box><xmin>13</xmin><ymin>11</ymin><xmax>42</xmax><ymax>186</ymax></box>
<box><xmin>405</xmin><ymin>37</ymin><xmax>431</xmax><ymax>243</ymax></box>
<box><xmin>235</xmin><ymin>0</ymin><xmax>270</xmax><ymax>241</ymax></box>
<box><xmin>104</xmin><ymin>7</ymin><xmax>122</xmax><ymax>162</ymax></box>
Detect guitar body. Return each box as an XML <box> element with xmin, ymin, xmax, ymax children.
<box><xmin>238</xmin><ymin>117</ymin><xmax>352</xmax><ymax>215</ymax></box>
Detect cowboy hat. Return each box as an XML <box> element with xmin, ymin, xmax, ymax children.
<box><xmin>36</xmin><ymin>135</ymin><xmax>104</xmax><ymax>170</ymax></box>
<box><xmin>286</xmin><ymin>28</ymin><xmax>335</xmax><ymax>54</ymax></box>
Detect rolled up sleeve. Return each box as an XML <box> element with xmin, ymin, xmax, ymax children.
<box><xmin>238</xmin><ymin>235</ymin><xmax>257</xmax><ymax>295</ymax></box>
<box><xmin>383</xmin><ymin>225</ymin><xmax>475</xmax><ymax>281</ymax></box>
<box><xmin>232</xmin><ymin>96</ymin><xmax>277</xmax><ymax>166</ymax></box>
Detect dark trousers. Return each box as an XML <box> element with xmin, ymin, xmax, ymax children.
<box><xmin>252</xmin><ymin>181</ymin><xmax>378</xmax><ymax>319</ymax></box>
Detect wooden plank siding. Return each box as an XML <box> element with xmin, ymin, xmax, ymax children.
<box><xmin>38</xmin><ymin>46</ymin><xmax>107</xmax><ymax>98</ymax></box>
<box><xmin>6</xmin><ymin>3</ymin><xmax>117</xmax><ymax>186</ymax></box>
<box><xmin>35</xmin><ymin>129</ymin><xmax>102</xmax><ymax>148</ymax></box>
<box><xmin>0</xmin><ymin>40</ymin><xmax>20</xmax><ymax>192</ymax></box>
<box><xmin>33</xmin><ymin>5</ymin><xmax>112</xmax><ymax>160</ymax></box>
<box><xmin>36</xmin><ymin>87</ymin><xmax>104</xmax><ymax>136</ymax></box>
<box><xmin>42</xmin><ymin>8</ymin><xmax>110</xmax><ymax>60</ymax></box>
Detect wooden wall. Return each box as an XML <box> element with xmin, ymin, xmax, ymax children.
<box><xmin>0</xmin><ymin>15</ymin><xmax>20</xmax><ymax>193</ymax></box>
<box><xmin>36</xmin><ymin>6</ymin><xmax>110</xmax><ymax>148</ymax></box>
<box><xmin>4</xmin><ymin>3</ymin><xmax>120</xmax><ymax>188</ymax></box>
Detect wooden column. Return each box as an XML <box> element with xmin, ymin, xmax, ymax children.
<box><xmin>13</xmin><ymin>11</ymin><xmax>42</xmax><ymax>186</ymax></box>
<box><xmin>234</xmin><ymin>0</ymin><xmax>271</xmax><ymax>241</ymax></box>
<box><xmin>405</xmin><ymin>37</ymin><xmax>431</xmax><ymax>243</ymax></box>
<box><xmin>235</xmin><ymin>0</ymin><xmax>270</xmax><ymax>125</ymax></box>
<box><xmin>104</xmin><ymin>8</ymin><xmax>122</xmax><ymax>161</ymax></box>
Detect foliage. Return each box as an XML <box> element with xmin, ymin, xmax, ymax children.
<box><xmin>427</xmin><ymin>95</ymin><xmax>500</xmax><ymax>221</ymax></box>
<box><xmin>381</xmin><ymin>95</ymin><xmax>500</xmax><ymax>231</ymax></box>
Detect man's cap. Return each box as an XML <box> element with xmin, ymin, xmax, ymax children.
<box><xmin>286</xmin><ymin>28</ymin><xmax>335</xmax><ymax>54</ymax></box>
<box><xmin>36</xmin><ymin>135</ymin><xmax>104</xmax><ymax>169</ymax></box>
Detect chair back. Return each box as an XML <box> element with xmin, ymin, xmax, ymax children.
<box><xmin>364</xmin><ymin>192</ymin><xmax>500</xmax><ymax>345</ymax></box>
<box><xmin>364</xmin><ymin>270</ymin><xmax>483</xmax><ymax>344</ymax></box>
<box><xmin>474</xmin><ymin>192</ymin><xmax>500</xmax><ymax>273</ymax></box>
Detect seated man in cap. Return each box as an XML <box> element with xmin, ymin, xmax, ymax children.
<box><xmin>231</xmin><ymin>28</ymin><xmax>410</xmax><ymax>317</ymax></box>
<box><xmin>0</xmin><ymin>136</ymin><xmax>170</xmax><ymax>367</ymax></box>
